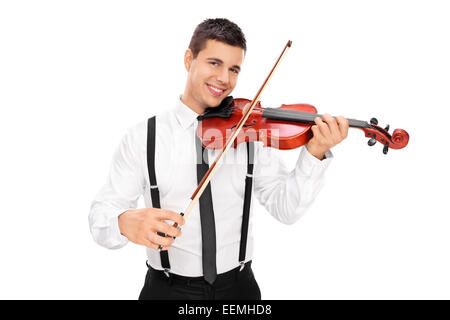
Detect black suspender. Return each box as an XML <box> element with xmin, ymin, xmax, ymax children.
<box><xmin>147</xmin><ymin>117</ymin><xmax>171</xmax><ymax>275</ymax></box>
<box><xmin>239</xmin><ymin>141</ymin><xmax>254</xmax><ymax>270</ymax></box>
<box><xmin>147</xmin><ymin>117</ymin><xmax>161</xmax><ymax>208</ymax></box>
<box><xmin>147</xmin><ymin>116</ymin><xmax>254</xmax><ymax>275</ymax></box>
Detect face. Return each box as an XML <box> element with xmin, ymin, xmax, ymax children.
<box><xmin>183</xmin><ymin>39</ymin><xmax>244</xmax><ymax>113</ymax></box>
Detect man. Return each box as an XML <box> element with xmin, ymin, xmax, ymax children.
<box><xmin>89</xmin><ymin>18</ymin><xmax>348</xmax><ymax>300</ymax></box>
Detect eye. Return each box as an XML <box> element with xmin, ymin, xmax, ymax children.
<box><xmin>209</xmin><ymin>61</ymin><xmax>218</xmax><ymax>66</ymax></box>
<box><xmin>230</xmin><ymin>68</ymin><xmax>239</xmax><ymax>74</ymax></box>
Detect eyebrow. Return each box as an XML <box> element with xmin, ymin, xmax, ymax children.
<box><xmin>206</xmin><ymin>57</ymin><xmax>241</xmax><ymax>71</ymax></box>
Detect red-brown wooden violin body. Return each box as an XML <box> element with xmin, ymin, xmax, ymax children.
<box><xmin>197</xmin><ymin>97</ymin><xmax>409</xmax><ymax>154</ymax></box>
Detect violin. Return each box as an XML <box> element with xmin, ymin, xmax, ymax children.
<box><xmin>169</xmin><ymin>40</ymin><xmax>409</xmax><ymax>233</ymax></box>
<box><xmin>197</xmin><ymin>96</ymin><xmax>409</xmax><ymax>154</ymax></box>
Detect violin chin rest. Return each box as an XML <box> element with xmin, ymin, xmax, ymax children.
<box><xmin>197</xmin><ymin>96</ymin><xmax>235</xmax><ymax>121</ymax></box>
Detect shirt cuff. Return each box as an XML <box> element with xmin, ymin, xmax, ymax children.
<box><xmin>112</xmin><ymin>209</ymin><xmax>130</xmax><ymax>245</ymax></box>
<box><xmin>295</xmin><ymin>146</ymin><xmax>333</xmax><ymax>178</ymax></box>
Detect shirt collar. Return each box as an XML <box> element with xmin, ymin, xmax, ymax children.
<box><xmin>174</xmin><ymin>95</ymin><xmax>201</xmax><ymax>130</ymax></box>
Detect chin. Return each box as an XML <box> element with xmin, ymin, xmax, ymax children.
<box><xmin>204</xmin><ymin>95</ymin><xmax>223</xmax><ymax>108</ymax></box>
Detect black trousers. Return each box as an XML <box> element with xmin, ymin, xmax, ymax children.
<box><xmin>139</xmin><ymin>261</ymin><xmax>261</xmax><ymax>300</ymax></box>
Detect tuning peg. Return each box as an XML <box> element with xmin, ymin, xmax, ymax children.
<box><xmin>383</xmin><ymin>142</ymin><xmax>389</xmax><ymax>154</ymax></box>
<box><xmin>367</xmin><ymin>134</ymin><xmax>377</xmax><ymax>146</ymax></box>
<box><xmin>384</xmin><ymin>124</ymin><xmax>390</xmax><ymax>132</ymax></box>
<box><xmin>370</xmin><ymin>117</ymin><xmax>378</xmax><ymax>125</ymax></box>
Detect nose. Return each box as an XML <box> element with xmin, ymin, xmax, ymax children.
<box><xmin>216</xmin><ymin>67</ymin><xmax>229</xmax><ymax>86</ymax></box>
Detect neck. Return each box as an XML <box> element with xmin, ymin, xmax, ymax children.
<box><xmin>181</xmin><ymin>89</ymin><xmax>206</xmax><ymax>115</ymax></box>
<box><xmin>262</xmin><ymin>108</ymin><xmax>370</xmax><ymax>129</ymax></box>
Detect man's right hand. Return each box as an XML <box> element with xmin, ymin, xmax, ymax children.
<box><xmin>118</xmin><ymin>208</ymin><xmax>185</xmax><ymax>250</ymax></box>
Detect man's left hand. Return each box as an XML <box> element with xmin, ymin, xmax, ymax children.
<box><xmin>306</xmin><ymin>114</ymin><xmax>349</xmax><ymax>160</ymax></box>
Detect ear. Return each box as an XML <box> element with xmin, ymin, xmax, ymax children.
<box><xmin>184</xmin><ymin>49</ymin><xmax>193</xmax><ymax>72</ymax></box>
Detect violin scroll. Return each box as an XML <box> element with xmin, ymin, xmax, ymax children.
<box><xmin>363</xmin><ymin>117</ymin><xmax>409</xmax><ymax>154</ymax></box>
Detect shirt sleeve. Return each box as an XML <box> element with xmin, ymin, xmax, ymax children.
<box><xmin>88</xmin><ymin>125</ymin><xmax>146</xmax><ymax>249</ymax></box>
<box><xmin>253</xmin><ymin>145</ymin><xmax>333</xmax><ymax>225</ymax></box>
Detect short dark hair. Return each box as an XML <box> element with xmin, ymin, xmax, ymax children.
<box><xmin>188</xmin><ymin>18</ymin><xmax>246</xmax><ymax>58</ymax></box>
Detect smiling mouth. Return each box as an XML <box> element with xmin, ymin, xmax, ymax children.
<box><xmin>206</xmin><ymin>83</ymin><xmax>226</xmax><ymax>97</ymax></box>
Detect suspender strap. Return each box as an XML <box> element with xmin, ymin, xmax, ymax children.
<box><xmin>147</xmin><ymin>117</ymin><xmax>160</xmax><ymax>208</ymax></box>
<box><xmin>147</xmin><ymin>116</ymin><xmax>171</xmax><ymax>275</ymax></box>
<box><xmin>238</xmin><ymin>142</ymin><xmax>254</xmax><ymax>270</ymax></box>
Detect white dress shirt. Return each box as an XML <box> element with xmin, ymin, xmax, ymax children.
<box><xmin>89</xmin><ymin>95</ymin><xmax>333</xmax><ymax>277</ymax></box>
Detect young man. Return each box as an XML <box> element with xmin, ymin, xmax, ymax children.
<box><xmin>89</xmin><ymin>18</ymin><xmax>348</xmax><ymax>300</ymax></box>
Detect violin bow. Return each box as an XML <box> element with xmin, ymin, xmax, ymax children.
<box><xmin>175</xmin><ymin>40</ymin><xmax>293</xmax><ymax>228</ymax></box>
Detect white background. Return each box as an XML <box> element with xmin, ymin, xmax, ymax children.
<box><xmin>0</xmin><ymin>0</ymin><xmax>449</xmax><ymax>299</ymax></box>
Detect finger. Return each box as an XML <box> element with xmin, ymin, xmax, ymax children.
<box><xmin>336</xmin><ymin>116</ymin><xmax>349</xmax><ymax>138</ymax></box>
<box><xmin>322</xmin><ymin>113</ymin><xmax>340</xmax><ymax>140</ymax></box>
<box><xmin>147</xmin><ymin>240</ymin><xmax>169</xmax><ymax>251</ymax></box>
<box><xmin>314</xmin><ymin>116</ymin><xmax>331</xmax><ymax>138</ymax></box>
<box><xmin>158</xmin><ymin>209</ymin><xmax>185</xmax><ymax>226</ymax></box>
<box><xmin>148</xmin><ymin>232</ymin><xmax>175</xmax><ymax>247</ymax></box>
<box><xmin>141</xmin><ymin>238</ymin><xmax>160</xmax><ymax>250</ymax></box>
<box><xmin>154</xmin><ymin>221</ymin><xmax>182</xmax><ymax>238</ymax></box>
<box><xmin>311</xmin><ymin>124</ymin><xmax>321</xmax><ymax>138</ymax></box>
